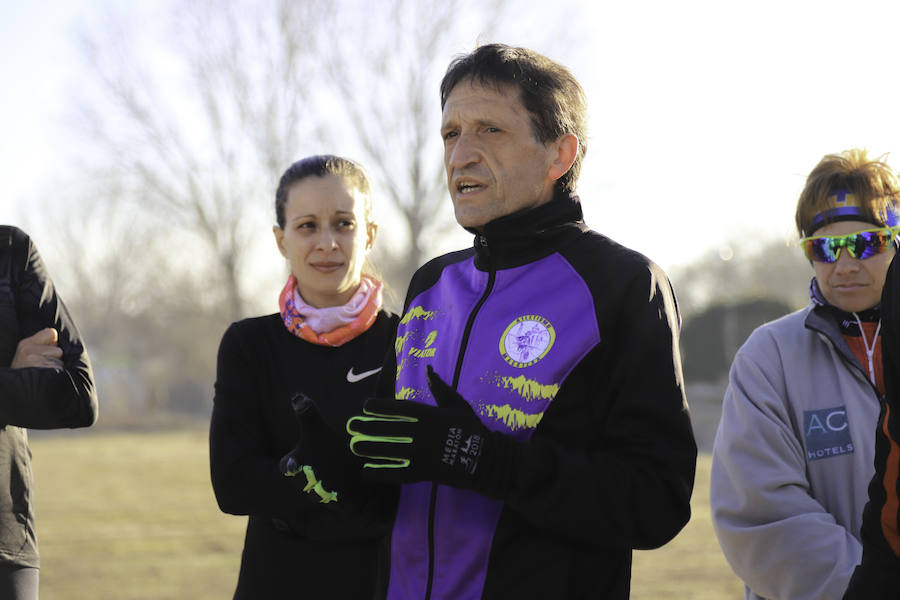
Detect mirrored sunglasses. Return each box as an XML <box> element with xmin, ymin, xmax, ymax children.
<box><xmin>800</xmin><ymin>227</ymin><xmax>900</xmax><ymax>263</ymax></box>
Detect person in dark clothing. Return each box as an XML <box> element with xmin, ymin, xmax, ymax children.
<box><xmin>0</xmin><ymin>225</ymin><xmax>98</xmax><ymax>599</ymax></box>
<box><xmin>345</xmin><ymin>44</ymin><xmax>697</xmax><ymax>599</ymax></box>
<box><xmin>844</xmin><ymin>253</ymin><xmax>900</xmax><ymax>599</ymax></box>
<box><xmin>209</xmin><ymin>155</ymin><xmax>398</xmax><ymax>599</ymax></box>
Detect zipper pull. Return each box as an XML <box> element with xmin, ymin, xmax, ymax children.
<box><xmin>477</xmin><ymin>234</ymin><xmax>492</xmax><ymax>267</ymax></box>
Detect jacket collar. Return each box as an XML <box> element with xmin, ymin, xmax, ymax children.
<box><xmin>467</xmin><ymin>189</ymin><xmax>588</xmax><ymax>271</ymax></box>
<box><xmin>805</xmin><ymin>307</ymin><xmax>865</xmax><ymax>377</ymax></box>
<box><xmin>805</xmin><ymin>278</ymin><xmax>882</xmax><ymax>385</ymax></box>
<box><xmin>808</xmin><ymin>276</ymin><xmax>881</xmax><ymax>325</ymax></box>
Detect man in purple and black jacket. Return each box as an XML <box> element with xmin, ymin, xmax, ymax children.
<box><xmin>346</xmin><ymin>44</ymin><xmax>697</xmax><ymax>600</ymax></box>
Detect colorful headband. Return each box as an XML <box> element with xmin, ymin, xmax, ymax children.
<box><xmin>805</xmin><ymin>189</ymin><xmax>900</xmax><ymax>235</ymax></box>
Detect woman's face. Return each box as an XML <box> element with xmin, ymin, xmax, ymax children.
<box><xmin>811</xmin><ymin>220</ymin><xmax>895</xmax><ymax>313</ymax></box>
<box><xmin>273</xmin><ymin>174</ymin><xmax>376</xmax><ymax>308</ymax></box>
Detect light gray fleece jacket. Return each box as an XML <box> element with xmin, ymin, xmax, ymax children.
<box><xmin>711</xmin><ymin>305</ymin><xmax>881</xmax><ymax>600</ymax></box>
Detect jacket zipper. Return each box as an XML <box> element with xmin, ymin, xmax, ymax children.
<box><xmin>423</xmin><ymin>234</ymin><xmax>495</xmax><ymax>600</ymax></box>
<box><xmin>812</xmin><ymin>325</ymin><xmax>882</xmax><ymax>398</ymax></box>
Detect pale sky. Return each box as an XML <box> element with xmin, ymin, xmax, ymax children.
<box><xmin>2</xmin><ymin>0</ymin><xmax>900</xmax><ymax>274</ymax></box>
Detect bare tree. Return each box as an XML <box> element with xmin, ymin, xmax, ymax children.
<box><xmin>72</xmin><ymin>0</ymin><xmax>566</xmax><ymax>318</ymax></box>
<box><xmin>29</xmin><ymin>0</ymin><xmax>579</xmax><ymax>422</ymax></box>
<box><xmin>74</xmin><ymin>0</ymin><xmax>330</xmax><ymax>321</ymax></box>
<box><xmin>311</xmin><ymin>0</ymin><xmax>510</xmax><ymax>282</ymax></box>
<box><xmin>26</xmin><ymin>180</ymin><xmax>228</xmax><ymax>421</ymax></box>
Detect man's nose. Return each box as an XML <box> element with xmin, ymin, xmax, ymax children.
<box><xmin>447</xmin><ymin>134</ymin><xmax>481</xmax><ymax>169</ymax></box>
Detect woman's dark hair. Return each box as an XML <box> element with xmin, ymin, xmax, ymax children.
<box><xmin>440</xmin><ymin>43</ymin><xmax>587</xmax><ymax>194</ymax></box>
<box><xmin>275</xmin><ymin>155</ymin><xmax>372</xmax><ymax>228</ymax></box>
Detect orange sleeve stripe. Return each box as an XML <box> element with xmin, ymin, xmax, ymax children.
<box><xmin>880</xmin><ymin>402</ymin><xmax>900</xmax><ymax>556</ymax></box>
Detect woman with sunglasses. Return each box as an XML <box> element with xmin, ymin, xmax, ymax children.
<box><xmin>209</xmin><ymin>155</ymin><xmax>397</xmax><ymax>599</ymax></box>
<box><xmin>710</xmin><ymin>148</ymin><xmax>899</xmax><ymax>600</ymax></box>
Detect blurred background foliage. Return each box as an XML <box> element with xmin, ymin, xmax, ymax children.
<box><xmin>674</xmin><ymin>236</ymin><xmax>812</xmax><ymax>384</ymax></box>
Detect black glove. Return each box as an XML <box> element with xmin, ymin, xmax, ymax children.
<box><xmin>279</xmin><ymin>392</ymin><xmax>362</xmax><ymax>507</ymax></box>
<box><xmin>346</xmin><ymin>366</ymin><xmax>517</xmax><ymax>495</ymax></box>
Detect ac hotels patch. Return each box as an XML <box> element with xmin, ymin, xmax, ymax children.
<box><xmin>803</xmin><ymin>406</ymin><xmax>854</xmax><ymax>461</ymax></box>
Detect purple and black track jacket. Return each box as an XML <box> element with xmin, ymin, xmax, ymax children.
<box><xmin>374</xmin><ymin>192</ymin><xmax>697</xmax><ymax>599</ymax></box>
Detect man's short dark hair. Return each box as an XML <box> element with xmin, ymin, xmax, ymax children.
<box><xmin>440</xmin><ymin>44</ymin><xmax>587</xmax><ymax>194</ymax></box>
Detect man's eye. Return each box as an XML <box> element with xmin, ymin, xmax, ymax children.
<box><xmin>487</xmin><ymin>127</ymin><xmax>500</xmax><ymax>133</ymax></box>
<box><xmin>443</xmin><ymin>131</ymin><xmax>458</xmax><ymax>140</ymax></box>
<box><xmin>297</xmin><ymin>222</ymin><xmax>314</xmax><ymax>230</ymax></box>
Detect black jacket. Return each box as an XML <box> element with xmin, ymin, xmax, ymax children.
<box><xmin>375</xmin><ymin>193</ymin><xmax>697</xmax><ymax>599</ymax></box>
<box><xmin>844</xmin><ymin>255</ymin><xmax>900</xmax><ymax>598</ymax></box>
<box><xmin>210</xmin><ymin>310</ymin><xmax>397</xmax><ymax>599</ymax></box>
<box><xmin>0</xmin><ymin>226</ymin><xmax>98</xmax><ymax>568</ymax></box>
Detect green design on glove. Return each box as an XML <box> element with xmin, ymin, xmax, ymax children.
<box><xmin>278</xmin><ymin>392</ymin><xmax>353</xmax><ymax>506</ymax></box>
<box><xmin>345</xmin><ymin>411</ymin><xmax>415</xmax><ymax>469</ymax></box>
<box><xmin>283</xmin><ymin>460</ymin><xmax>338</xmax><ymax>504</ymax></box>
<box><xmin>345</xmin><ymin>366</ymin><xmax>489</xmax><ymax>487</ymax></box>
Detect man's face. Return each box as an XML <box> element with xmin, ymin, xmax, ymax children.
<box><xmin>811</xmin><ymin>220</ymin><xmax>896</xmax><ymax>312</ymax></box>
<box><xmin>441</xmin><ymin>80</ymin><xmax>560</xmax><ymax>229</ymax></box>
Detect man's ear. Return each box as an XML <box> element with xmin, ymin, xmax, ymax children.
<box><xmin>547</xmin><ymin>133</ymin><xmax>579</xmax><ymax>183</ymax></box>
<box><xmin>273</xmin><ymin>225</ymin><xmax>287</xmax><ymax>258</ymax></box>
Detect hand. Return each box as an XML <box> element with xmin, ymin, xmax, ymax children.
<box><xmin>346</xmin><ymin>366</ymin><xmax>494</xmax><ymax>489</ymax></box>
<box><xmin>280</xmin><ymin>459</ymin><xmax>338</xmax><ymax>504</ymax></box>
<box><xmin>279</xmin><ymin>392</ymin><xmax>365</xmax><ymax>508</ymax></box>
<box><xmin>11</xmin><ymin>328</ymin><xmax>63</xmax><ymax>370</ymax></box>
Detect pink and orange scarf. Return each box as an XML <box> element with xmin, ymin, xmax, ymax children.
<box><xmin>279</xmin><ymin>274</ymin><xmax>382</xmax><ymax>347</ymax></box>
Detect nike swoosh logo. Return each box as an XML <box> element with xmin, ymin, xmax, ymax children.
<box><xmin>346</xmin><ymin>366</ymin><xmax>382</xmax><ymax>383</ymax></box>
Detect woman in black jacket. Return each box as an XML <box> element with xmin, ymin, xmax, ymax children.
<box><xmin>0</xmin><ymin>226</ymin><xmax>98</xmax><ymax>599</ymax></box>
<box><xmin>209</xmin><ymin>155</ymin><xmax>397</xmax><ymax>599</ymax></box>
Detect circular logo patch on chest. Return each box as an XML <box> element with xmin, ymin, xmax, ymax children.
<box><xmin>499</xmin><ymin>315</ymin><xmax>556</xmax><ymax>368</ymax></box>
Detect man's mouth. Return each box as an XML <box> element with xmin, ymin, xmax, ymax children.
<box><xmin>456</xmin><ymin>181</ymin><xmax>485</xmax><ymax>195</ymax></box>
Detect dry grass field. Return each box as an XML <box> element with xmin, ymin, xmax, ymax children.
<box><xmin>29</xmin><ymin>427</ymin><xmax>742</xmax><ymax>599</ymax></box>
<box><xmin>631</xmin><ymin>456</ymin><xmax>744</xmax><ymax>599</ymax></box>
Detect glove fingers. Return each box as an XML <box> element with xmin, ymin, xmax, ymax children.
<box><xmin>290</xmin><ymin>392</ymin><xmax>324</xmax><ymax>424</ymax></box>
<box><xmin>292</xmin><ymin>392</ymin><xmax>362</xmax><ymax>439</ymax></box>
<box><xmin>348</xmin><ymin>399</ymin><xmax>417</xmax><ymax>471</ymax></box>
<box><xmin>346</xmin><ymin>396</ymin><xmax>425</xmax><ymax>437</ymax></box>
<box><xmin>346</xmin><ymin>413</ymin><xmax>417</xmax><ymax>437</ymax></box>
<box><xmin>350</xmin><ymin>435</ymin><xmax>412</xmax><ymax>461</ymax></box>
<box><xmin>425</xmin><ymin>366</ymin><xmax>463</xmax><ymax>410</ymax></box>
<box><xmin>279</xmin><ymin>452</ymin><xmax>302</xmax><ymax>476</ymax></box>
<box><xmin>360</xmin><ymin>464</ymin><xmax>414</xmax><ymax>484</ymax></box>
<box><xmin>362</xmin><ymin>396</ymin><xmax>426</xmax><ymax>418</ymax></box>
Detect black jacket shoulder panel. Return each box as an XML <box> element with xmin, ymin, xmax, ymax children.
<box><xmin>556</xmin><ymin>229</ymin><xmax>676</xmax><ymax>334</ymax></box>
